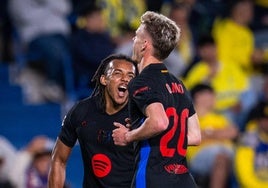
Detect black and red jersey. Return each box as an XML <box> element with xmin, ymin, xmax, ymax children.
<box><xmin>128</xmin><ymin>63</ymin><xmax>197</xmax><ymax>188</ymax></box>
<box><xmin>59</xmin><ymin>96</ymin><xmax>135</xmax><ymax>188</ymax></box>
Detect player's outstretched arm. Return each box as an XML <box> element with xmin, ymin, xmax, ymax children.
<box><xmin>48</xmin><ymin>138</ymin><xmax>72</xmax><ymax>188</ymax></box>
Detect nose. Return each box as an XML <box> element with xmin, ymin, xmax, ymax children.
<box><xmin>121</xmin><ymin>74</ymin><xmax>130</xmax><ymax>82</ymax></box>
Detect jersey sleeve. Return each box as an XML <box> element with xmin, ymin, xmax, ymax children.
<box><xmin>183</xmin><ymin>83</ymin><xmax>196</xmax><ymax>117</ymax></box>
<box><xmin>129</xmin><ymin>78</ymin><xmax>162</xmax><ymax>114</ymax></box>
<box><xmin>188</xmin><ymin>102</ymin><xmax>195</xmax><ymax>117</ymax></box>
<box><xmin>58</xmin><ymin>103</ymin><xmax>79</xmax><ymax>148</ymax></box>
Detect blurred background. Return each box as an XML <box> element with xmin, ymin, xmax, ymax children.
<box><xmin>1</xmin><ymin>0</ymin><xmax>268</xmax><ymax>187</ymax></box>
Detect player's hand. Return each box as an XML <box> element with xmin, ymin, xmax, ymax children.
<box><xmin>125</xmin><ymin>118</ymin><xmax>132</xmax><ymax>129</ymax></box>
<box><xmin>112</xmin><ymin>122</ymin><xmax>129</xmax><ymax>146</ymax></box>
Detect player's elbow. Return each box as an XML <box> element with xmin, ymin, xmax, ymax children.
<box><xmin>188</xmin><ymin>131</ymin><xmax>201</xmax><ymax>146</ymax></box>
<box><xmin>155</xmin><ymin>116</ymin><xmax>169</xmax><ymax>133</ymax></box>
<box><xmin>194</xmin><ymin>133</ymin><xmax>202</xmax><ymax>146</ymax></box>
<box><xmin>187</xmin><ymin>113</ymin><xmax>201</xmax><ymax>146</ymax></box>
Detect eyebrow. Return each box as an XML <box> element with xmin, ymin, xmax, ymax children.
<box><xmin>113</xmin><ymin>68</ymin><xmax>135</xmax><ymax>74</ymax></box>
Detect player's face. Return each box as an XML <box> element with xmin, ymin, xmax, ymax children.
<box><xmin>132</xmin><ymin>25</ymin><xmax>146</xmax><ymax>63</ymax></box>
<box><xmin>103</xmin><ymin>60</ymin><xmax>136</xmax><ymax>107</ymax></box>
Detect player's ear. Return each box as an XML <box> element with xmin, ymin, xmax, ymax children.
<box><xmin>141</xmin><ymin>40</ymin><xmax>149</xmax><ymax>52</ymax></box>
<box><xmin>100</xmin><ymin>75</ymin><xmax>107</xmax><ymax>86</ymax></box>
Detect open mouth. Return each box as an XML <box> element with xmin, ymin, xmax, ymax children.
<box><xmin>118</xmin><ymin>85</ymin><xmax>127</xmax><ymax>97</ymax></box>
<box><xmin>118</xmin><ymin>85</ymin><xmax>127</xmax><ymax>92</ymax></box>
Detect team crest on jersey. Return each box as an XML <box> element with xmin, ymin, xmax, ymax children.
<box><xmin>97</xmin><ymin>129</ymin><xmax>112</xmax><ymax>144</ymax></box>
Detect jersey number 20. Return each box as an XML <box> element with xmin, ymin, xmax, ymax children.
<box><xmin>160</xmin><ymin>107</ymin><xmax>189</xmax><ymax>157</ymax></box>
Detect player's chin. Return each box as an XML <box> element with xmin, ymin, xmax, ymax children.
<box><xmin>115</xmin><ymin>96</ymin><xmax>128</xmax><ymax>105</ymax></box>
<box><xmin>132</xmin><ymin>53</ymin><xmax>138</xmax><ymax>62</ymax></box>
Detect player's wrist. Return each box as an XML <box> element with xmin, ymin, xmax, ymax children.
<box><xmin>125</xmin><ymin>132</ymin><xmax>131</xmax><ymax>144</ymax></box>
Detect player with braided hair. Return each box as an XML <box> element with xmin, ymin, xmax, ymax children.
<box><xmin>90</xmin><ymin>54</ymin><xmax>138</xmax><ymax>112</ymax></box>
<box><xmin>48</xmin><ymin>54</ymin><xmax>137</xmax><ymax>188</ymax></box>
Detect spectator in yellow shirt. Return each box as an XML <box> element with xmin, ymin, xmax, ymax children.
<box><xmin>187</xmin><ymin>83</ymin><xmax>239</xmax><ymax>188</ymax></box>
<box><xmin>184</xmin><ymin>34</ymin><xmax>257</xmax><ymax>131</ymax></box>
<box><xmin>212</xmin><ymin>0</ymin><xmax>255</xmax><ymax>75</ymax></box>
<box><xmin>234</xmin><ymin>101</ymin><xmax>268</xmax><ymax>188</ymax></box>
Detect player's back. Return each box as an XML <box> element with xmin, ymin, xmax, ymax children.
<box><xmin>129</xmin><ymin>63</ymin><xmax>197</xmax><ymax>188</ymax></box>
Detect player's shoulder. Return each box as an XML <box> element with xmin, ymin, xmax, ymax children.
<box><xmin>69</xmin><ymin>96</ymin><xmax>97</xmax><ymax>115</ymax></box>
<box><xmin>74</xmin><ymin>96</ymin><xmax>93</xmax><ymax>107</ymax></box>
<box><xmin>128</xmin><ymin>74</ymin><xmax>152</xmax><ymax>95</ymax></box>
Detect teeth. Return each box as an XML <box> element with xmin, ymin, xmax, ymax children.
<box><xmin>118</xmin><ymin>85</ymin><xmax>127</xmax><ymax>93</ymax></box>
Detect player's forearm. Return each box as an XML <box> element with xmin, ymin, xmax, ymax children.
<box><xmin>48</xmin><ymin>162</ymin><xmax>66</xmax><ymax>188</ymax></box>
<box><xmin>187</xmin><ymin>113</ymin><xmax>201</xmax><ymax>146</ymax></box>
<box><xmin>126</xmin><ymin>116</ymin><xmax>168</xmax><ymax>143</ymax></box>
<box><xmin>126</xmin><ymin>103</ymin><xmax>169</xmax><ymax>143</ymax></box>
<box><xmin>187</xmin><ymin>133</ymin><xmax>201</xmax><ymax>146</ymax></box>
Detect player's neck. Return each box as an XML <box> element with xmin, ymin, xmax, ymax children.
<box><xmin>139</xmin><ymin>56</ymin><xmax>161</xmax><ymax>72</ymax></box>
<box><xmin>105</xmin><ymin>100</ymin><xmax>127</xmax><ymax>115</ymax></box>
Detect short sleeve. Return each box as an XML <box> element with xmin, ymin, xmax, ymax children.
<box><xmin>130</xmin><ymin>78</ymin><xmax>162</xmax><ymax>114</ymax></box>
<box><xmin>58</xmin><ymin>104</ymin><xmax>78</xmax><ymax>148</ymax></box>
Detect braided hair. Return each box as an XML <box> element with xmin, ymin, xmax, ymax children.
<box><xmin>90</xmin><ymin>54</ymin><xmax>137</xmax><ymax>112</ymax></box>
